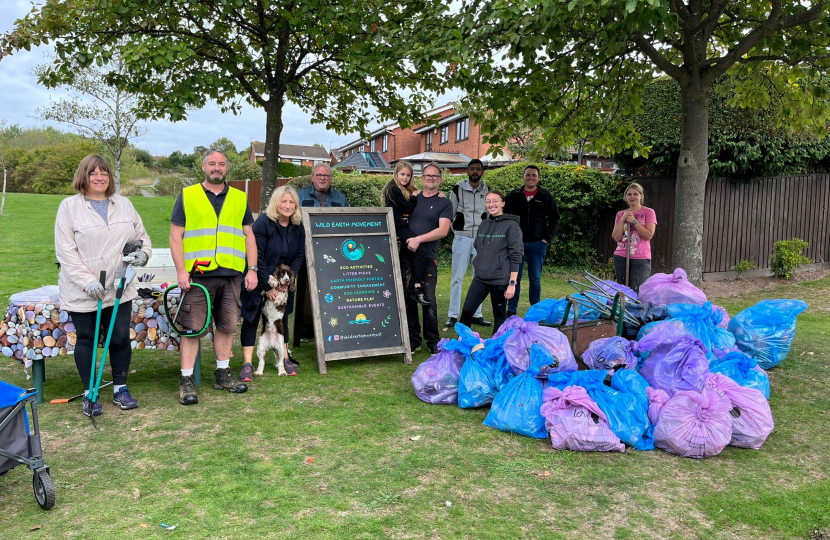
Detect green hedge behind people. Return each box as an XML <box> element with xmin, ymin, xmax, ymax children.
<box><xmin>55</xmin><ymin>154</ymin><xmax>152</xmax><ymax>417</ymax></box>
<box><xmin>169</xmin><ymin>148</ymin><xmax>258</xmax><ymax>406</ymax></box>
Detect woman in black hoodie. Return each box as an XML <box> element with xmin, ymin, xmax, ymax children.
<box><xmin>459</xmin><ymin>190</ymin><xmax>524</xmax><ymax>333</ymax></box>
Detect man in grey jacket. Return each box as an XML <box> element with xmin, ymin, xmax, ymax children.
<box><xmin>445</xmin><ymin>159</ymin><xmax>491</xmax><ymax>329</ymax></box>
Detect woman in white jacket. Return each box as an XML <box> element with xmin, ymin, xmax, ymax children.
<box><xmin>55</xmin><ymin>155</ymin><xmax>152</xmax><ymax>417</ymax></box>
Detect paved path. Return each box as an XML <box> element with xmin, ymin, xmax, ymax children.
<box><xmin>140</xmin><ymin>176</ymin><xmax>160</xmax><ymax>197</ymax></box>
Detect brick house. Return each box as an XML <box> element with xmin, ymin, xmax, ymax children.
<box><xmin>335</xmin><ymin>103</ymin><xmax>517</xmax><ymax>175</ymax></box>
<box><xmin>248</xmin><ymin>142</ymin><xmax>332</xmax><ymax>167</ymax></box>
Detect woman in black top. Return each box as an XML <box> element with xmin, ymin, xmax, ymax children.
<box><xmin>238</xmin><ymin>185</ymin><xmax>305</xmax><ymax>380</ymax></box>
<box><xmin>459</xmin><ymin>190</ymin><xmax>524</xmax><ymax>334</ymax></box>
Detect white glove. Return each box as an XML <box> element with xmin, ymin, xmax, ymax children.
<box><xmin>84</xmin><ymin>280</ymin><xmax>105</xmax><ymax>300</ymax></box>
<box><xmin>123</xmin><ymin>250</ymin><xmax>149</xmax><ymax>267</ymax></box>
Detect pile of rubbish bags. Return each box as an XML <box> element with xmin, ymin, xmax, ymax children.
<box><xmin>411</xmin><ymin>268</ymin><xmax>809</xmax><ymax>459</ymax></box>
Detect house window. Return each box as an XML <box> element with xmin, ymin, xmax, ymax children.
<box><xmin>382</xmin><ymin>135</ymin><xmax>388</xmax><ymax>153</ymax></box>
<box><xmin>359</xmin><ymin>144</ymin><xmax>365</xmax><ymax>152</ymax></box>
<box><xmin>292</xmin><ymin>159</ymin><xmax>302</xmax><ymax>165</ymax></box>
<box><xmin>456</xmin><ymin>118</ymin><xmax>469</xmax><ymax>141</ymax></box>
<box><xmin>425</xmin><ymin>131</ymin><xmax>433</xmax><ymax>151</ymax></box>
<box><xmin>370</xmin><ymin>139</ymin><xmax>375</xmax><ymax>152</ymax></box>
<box><xmin>587</xmin><ymin>160</ymin><xmax>601</xmax><ymax>168</ymax></box>
<box><xmin>440</xmin><ymin>125</ymin><xmax>449</xmax><ymax>144</ymax></box>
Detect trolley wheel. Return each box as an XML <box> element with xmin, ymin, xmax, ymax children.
<box><xmin>33</xmin><ymin>469</ymin><xmax>55</xmax><ymax>510</ymax></box>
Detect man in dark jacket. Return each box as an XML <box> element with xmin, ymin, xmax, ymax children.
<box><xmin>503</xmin><ymin>165</ymin><xmax>560</xmax><ymax>316</ymax></box>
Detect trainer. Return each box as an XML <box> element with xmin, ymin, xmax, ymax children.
<box><xmin>169</xmin><ymin>148</ymin><xmax>257</xmax><ymax>405</ymax></box>
<box><xmin>504</xmin><ymin>165</ymin><xmax>560</xmax><ymax>317</ymax></box>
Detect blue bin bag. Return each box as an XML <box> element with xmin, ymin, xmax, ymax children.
<box><xmin>479</xmin><ymin>329</ymin><xmax>516</xmax><ymax>392</ymax></box>
<box><xmin>709</xmin><ymin>351</ymin><xmax>771</xmax><ymax>399</ymax></box>
<box><xmin>483</xmin><ymin>344</ymin><xmax>554</xmax><ymax>438</ymax></box>
<box><xmin>727</xmin><ymin>299</ymin><xmax>809</xmax><ymax>369</ymax></box>
<box><xmin>547</xmin><ymin>370</ymin><xmax>654</xmax><ymax>451</ymax></box>
<box><xmin>665</xmin><ymin>302</ymin><xmax>738</xmax><ymax>361</ymax></box>
<box><xmin>525</xmin><ymin>298</ymin><xmax>569</xmax><ymax>324</ymax></box>
<box><xmin>458</xmin><ymin>354</ymin><xmax>498</xmax><ymax>409</ymax></box>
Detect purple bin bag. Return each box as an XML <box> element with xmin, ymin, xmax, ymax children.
<box><xmin>637</xmin><ymin>322</ymin><xmax>710</xmax><ymax>397</ymax></box>
<box><xmin>712</xmin><ymin>304</ymin><xmax>730</xmax><ymax>329</ymax></box>
<box><xmin>582</xmin><ymin>336</ymin><xmax>639</xmax><ymax>374</ymax></box>
<box><xmin>483</xmin><ymin>344</ymin><xmax>552</xmax><ymax>439</ymax></box>
<box><xmin>503</xmin><ymin>319</ymin><xmax>576</xmax><ymax>374</ymax></box>
<box><xmin>728</xmin><ymin>299</ymin><xmax>809</xmax><ymax>369</ymax></box>
<box><xmin>665</xmin><ymin>302</ymin><xmax>739</xmax><ymax>361</ymax></box>
<box><xmin>493</xmin><ymin>315</ymin><xmax>525</xmax><ymax>339</ymax></box>
<box><xmin>646</xmin><ymin>387</ymin><xmax>671</xmax><ymax>425</ymax></box>
<box><xmin>653</xmin><ymin>387</ymin><xmax>733</xmax><ymax>459</ymax></box>
<box><xmin>705</xmin><ymin>373</ymin><xmax>774</xmax><ymax>450</ymax></box>
<box><xmin>709</xmin><ymin>351</ymin><xmax>770</xmax><ymax>399</ymax></box>
<box><xmin>541</xmin><ymin>385</ymin><xmax>625</xmax><ymax>452</ymax></box>
<box><xmin>639</xmin><ymin>268</ymin><xmax>708</xmax><ymax>307</ymax></box>
<box><xmin>411</xmin><ymin>338</ymin><xmax>465</xmax><ymax>405</ymax></box>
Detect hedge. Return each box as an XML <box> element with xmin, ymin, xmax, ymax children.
<box><xmin>614</xmin><ymin>77</ymin><xmax>830</xmax><ymax>179</ymax></box>
<box><xmin>290</xmin><ymin>164</ymin><xmax>621</xmax><ymax>269</ymax></box>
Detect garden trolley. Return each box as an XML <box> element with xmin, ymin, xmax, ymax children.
<box><xmin>0</xmin><ymin>379</ymin><xmax>55</xmax><ymax>509</ymax></box>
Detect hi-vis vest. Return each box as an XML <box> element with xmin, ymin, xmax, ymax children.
<box><xmin>182</xmin><ymin>184</ymin><xmax>247</xmax><ymax>272</ymax></box>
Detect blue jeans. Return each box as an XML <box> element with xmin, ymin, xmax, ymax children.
<box><xmin>507</xmin><ymin>240</ymin><xmax>547</xmax><ymax>313</ymax></box>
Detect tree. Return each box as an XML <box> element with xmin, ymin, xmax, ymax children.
<box><xmin>209</xmin><ymin>137</ymin><xmax>238</xmax><ymax>157</ymax></box>
<box><xmin>4</xmin><ymin>0</ymin><xmax>452</xmax><ymax>211</ymax></box>
<box><xmin>453</xmin><ymin>1</ymin><xmax>830</xmax><ymax>283</ymax></box>
<box><xmin>34</xmin><ymin>52</ymin><xmax>144</xmax><ymax>194</ymax></box>
<box><xmin>0</xmin><ymin>120</ymin><xmax>9</xmax><ymax>216</ymax></box>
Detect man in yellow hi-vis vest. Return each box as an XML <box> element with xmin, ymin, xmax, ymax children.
<box><xmin>170</xmin><ymin>148</ymin><xmax>258</xmax><ymax>406</ymax></box>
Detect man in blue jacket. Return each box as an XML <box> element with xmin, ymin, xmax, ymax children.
<box><xmin>503</xmin><ymin>165</ymin><xmax>560</xmax><ymax>316</ymax></box>
<box><xmin>297</xmin><ymin>164</ymin><xmax>350</xmax><ymax>208</ymax></box>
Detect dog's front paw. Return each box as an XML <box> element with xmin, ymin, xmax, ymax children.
<box><xmin>253</xmin><ymin>370</ymin><xmax>264</xmax><ymax>377</ymax></box>
<box><xmin>277</xmin><ymin>368</ymin><xmax>288</xmax><ymax>377</ymax></box>
<box><xmin>267</xmin><ymin>275</ymin><xmax>279</xmax><ymax>289</ymax></box>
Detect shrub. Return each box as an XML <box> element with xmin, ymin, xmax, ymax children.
<box><xmin>156</xmin><ymin>174</ymin><xmax>195</xmax><ymax>197</ymax></box>
<box><xmin>228</xmin><ymin>160</ymin><xmax>262</xmax><ymax>182</ymax></box>
<box><xmin>770</xmin><ymin>238</ymin><xmax>811</xmax><ymax>280</ymax></box>
<box><xmin>483</xmin><ymin>164</ymin><xmax>622</xmax><ymax>268</ymax></box>
<box><xmin>290</xmin><ymin>165</ymin><xmax>618</xmax><ymax>269</ymax></box>
<box><xmin>730</xmin><ymin>260</ymin><xmax>758</xmax><ymax>279</ymax></box>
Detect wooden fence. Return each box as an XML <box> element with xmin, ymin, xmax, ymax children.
<box><xmin>228</xmin><ymin>178</ymin><xmax>289</xmax><ymax>213</ymax></box>
<box><xmin>594</xmin><ymin>174</ymin><xmax>830</xmax><ymax>276</ymax></box>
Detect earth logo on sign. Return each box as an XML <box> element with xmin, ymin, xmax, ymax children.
<box><xmin>341</xmin><ymin>239</ymin><xmax>365</xmax><ymax>261</ymax></box>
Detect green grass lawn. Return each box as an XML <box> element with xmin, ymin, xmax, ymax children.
<box><xmin>1</xmin><ymin>193</ymin><xmax>829</xmax><ymax>539</ymax></box>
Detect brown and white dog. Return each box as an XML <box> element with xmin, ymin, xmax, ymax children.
<box><xmin>255</xmin><ymin>264</ymin><xmax>295</xmax><ymax>377</ymax></box>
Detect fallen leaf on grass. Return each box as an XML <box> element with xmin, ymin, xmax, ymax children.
<box><xmin>130</xmin><ymin>427</ymin><xmax>140</xmax><ymax>432</ymax></box>
<box><xmin>304</xmin><ymin>456</ymin><xmax>315</xmax><ymax>464</ymax></box>
<box><xmin>409</xmin><ymin>435</ymin><xmax>421</xmax><ymax>441</ymax></box>
<box><xmin>132</xmin><ymin>488</ymin><xmax>140</xmax><ymax>500</ymax></box>
<box><xmin>30</xmin><ymin>525</ymin><xmax>41</xmax><ymax>531</ymax></box>
<box><xmin>808</xmin><ymin>352</ymin><xmax>815</xmax><ymax>356</ymax></box>
<box><xmin>140</xmin><ymin>524</ymin><xmax>148</xmax><ymax>529</ymax></box>
<box><xmin>535</xmin><ymin>470</ymin><xmax>552</xmax><ymax>478</ymax></box>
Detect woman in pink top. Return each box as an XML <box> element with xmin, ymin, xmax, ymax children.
<box><xmin>611</xmin><ymin>182</ymin><xmax>657</xmax><ymax>292</ymax></box>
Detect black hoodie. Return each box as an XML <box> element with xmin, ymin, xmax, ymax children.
<box><xmin>472</xmin><ymin>213</ymin><xmax>524</xmax><ymax>285</ymax></box>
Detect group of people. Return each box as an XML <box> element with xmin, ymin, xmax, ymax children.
<box><xmin>55</xmin><ymin>150</ymin><xmax>656</xmax><ymax>416</ymax></box>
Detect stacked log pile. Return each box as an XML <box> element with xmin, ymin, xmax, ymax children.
<box><xmin>3</xmin><ymin>290</ymin><xmax>185</xmax><ymax>368</ymax></box>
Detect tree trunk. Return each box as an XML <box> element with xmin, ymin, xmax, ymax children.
<box><xmin>1</xmin><ymin>167</ymin><xmax>6</xmax><ymax>216</ymax></box>
<box><xmin>260</xmin><ymin>96</ymin><xmax>285</xmax><ymax>213</ymax></box>
<box><xmin>671</xmin><ymin>76</ymin><xmax>710</xmax><ymax>285</ymax></box>
<box><xmin>114</xmin><ymin>150</ymin><xmax>122</xmax><ymax>195</ymax></box>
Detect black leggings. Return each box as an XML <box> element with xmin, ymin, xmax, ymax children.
<box><xmin>398</xmin><ymin>240</ymin><xmax>428</xmax><ymax>284</ymax></box>
<box><xmin>240</xmin><ymin>292</ymin><xmax>294</xmax><ymax>347</ymax></box>
<box><xmin>613</xmin><ymin>255</ymin><xmax>652</xmax><ymax>293</ymax></box>
<box><xmin>70</xmin><ymin>306</ymin><xmax>132</xmax><ymax>390</ymax></box>
<box><xmin>460</xmin><ymin>279</ymin><xmax>508</xmax><ymax>334</ymax></box>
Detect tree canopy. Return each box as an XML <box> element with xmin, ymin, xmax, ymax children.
<box><xmin>3</xmin><ymin>0</ymin><xmax>452</xmax><ymax>209</ymax></box>
<box><xmin>453</xmin><ymin>0</ymin><xmax>830</xmax><ymax>282</ymax></box>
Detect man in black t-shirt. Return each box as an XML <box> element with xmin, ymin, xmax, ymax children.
<box><xmin>403</xmin><ymin>163</ymin><xmax>452</xmax><ymax>354</ymax></box>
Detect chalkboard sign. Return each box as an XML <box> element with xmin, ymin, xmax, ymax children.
<box><xmin>301</xmin><ymin>207</ymin><xmax>412</xmax><ymax>373</ymax></box>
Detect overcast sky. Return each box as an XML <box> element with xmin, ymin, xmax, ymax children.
<box><xmin>0</xmin><ymin>1</ymin><xmax>456</xmax><ymax>157</ymax></box>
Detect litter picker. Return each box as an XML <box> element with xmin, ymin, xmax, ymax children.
<box><xmin>625</xmin><ymin>222</ymin><xmax>631</xmax><ymax>287</ymax></box>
